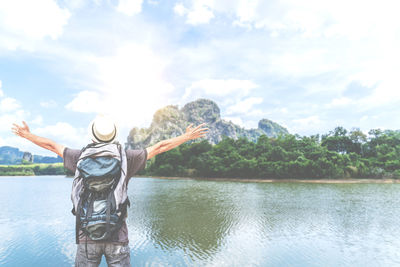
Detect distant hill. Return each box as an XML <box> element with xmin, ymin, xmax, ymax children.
<box><xmin>0</xmin><ymin>146</ymin><xmax>62</xmax><ymax>165</ymax></box>
<box><xmin>0</xmin><ymin>146</ymin><xmax>24</xmax><ymax>165</ymax></box>
<box><xmin>126</xmin><ymin>98</ymin><xmax>289</xmax><ymax>149</ymax></box>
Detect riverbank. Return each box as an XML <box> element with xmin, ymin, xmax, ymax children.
<box><xmin>2</xmin><ymin>169</ymin><xmax>400</xmax><ymax>183</ymax></box>
<box><xmin>0</xmin><ymin>163</ymin><xmax>66</xmax><ymax>176</ymax></box>
<box><xmin>140</xmin><ymin>175</ymin><xmax>400</xmax><ymax>184</ymax></box>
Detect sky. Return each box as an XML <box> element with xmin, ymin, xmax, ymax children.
<box><xmin>1</xmin><ymin>0</ymin><xmax>400</xmax><ymax>156</ymax></box>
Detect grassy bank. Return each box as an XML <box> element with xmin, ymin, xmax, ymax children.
<box><xmin>139</xmin><ymin>175</ymin><xmax>400</xmax><ymax>184</ymax></box>
<box><xmin>0</xmin><ymin>163</ymin><xmax>66</xmax><ymax>176</ymax></box>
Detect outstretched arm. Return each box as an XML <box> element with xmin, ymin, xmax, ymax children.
<box><xmin>11</xmin><ymin>121</ymin><xmax>65</xmax><ymax>158</ymax></box>
<box><xmin>145</xmin><ymin>123</ymin><xmax>209</xmax><ymax>160</ymax></box>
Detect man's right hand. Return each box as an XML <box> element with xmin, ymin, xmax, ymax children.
<box><xmin>11</xmin><ymin>121</ymin><xmax>65</xmax><ymax>158</ymax></box>
<box><xmin>12</xmin><ymin>121</ymin><xmax>31</xmax><ymax>139</ymax></box>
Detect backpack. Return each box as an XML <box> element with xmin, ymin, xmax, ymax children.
<box><xmin>73</xmin><ymin>142</ymin><xmax>130</xmax><ymax>243</ymax></box>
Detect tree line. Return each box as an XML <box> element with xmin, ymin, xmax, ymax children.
<box><xmin>0</xmin><ymin>163</ymin><xmax>66</xmax><ymax>176</ymax></box>
<box><xmin>139</xmin><ymin>127</ymin><xmax>400</xmax><ymax>179</ymax></box>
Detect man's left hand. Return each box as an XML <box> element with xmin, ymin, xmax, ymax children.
<box><xmin>185</xmin><ymin>123</ymin><xmax>209</xmax><ymax>140</ymax></box>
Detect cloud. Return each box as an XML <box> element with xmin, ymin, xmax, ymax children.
<box><xmin>0</xmin><ymin>109</ymin><xmax>29</xmax><ymax>133</ymax></box>
<box><xmin>66</xmin><ymin>91</ymin><xmax>103</xmax><ymax>114</ymax></box>
<box><xmin>174</xmin><ymin>0</ymin><xmax>215</xmax><ymax>25</ymax></box>
<box><xmin>0</xmin><ymin>81</ymin><xmax>72</xmax><ymax>152</ymax></box>
<box><xmin>2</xmin><ymin>0</ymin><xmax>400</xmax><ymax>139</ymax></box>
<box><xmin>181</xmin><ymin>79</ymin><xmax>261</xmax><ymax>118</ymax></box>
<box><xmin>65</xmin><ymin>43</ymin><xmax>176</xmax><ymax>142</ymax></box>
<box><xmin>40</xmin><ymin>100</ymin><xmax>58</xmax><ymax>108</ymax></box>
<box><xmin>0</xmin><ymin>97</ymin><xmax>20</xmax><ymax>112</ymax></box>
<box><xmin>0</xmin><ymin>93</ymin><xmax>85</xmax><ymax>153</ymax></box>
<box><xmin>183</xmin><ymin>79</ymin><xmax>258</xmax><ymax>100</ymax></box>
<box><xmin>0</xmin><ymin>80</ymin><xmax>3</xmax><ymax>97</ymax></box>
<box><xmin>219</xmin><ymin>0</ymin><xmax>400</xmax><ymax>130</ymax></box>
<box><xmin>360</xmin><ymin>115</ymin><xmax>369</xmax><ymax>122</ymax></box>
<box><xmin>293</xmin><ymin>115</ymin><xmax>321</xmax><ymax>125</ymax></box>
<box><xmin>34</xmin><ymin>122</ymin><xmax>88</xmax><ymax>147</ymax></box>
<box><xmin>0</xmin><ymin>82</ymin><xmax>32</xmax><ymax>136</ymax></box>
<box><xmin>147</xmin><ymin>0</ymin><xmax>160</xmax><ymax>5</ymax></box>
<box><xmin>203</xmin><ymin>0</ymin><xmax>399</xmax><ymax>40</ymax></box>
<box><xmin>291</xmin><ymin>115</ymin><xmax>323</xmax><ymax>134</ymax></box>
<box><xmin>181</xmin><ymin>79</ymin><xmax>261</xmax><ymax>125</ymax></box>
<box><xmin>277</xmin><ymin>107</ymin><xmax>288</xmax><ymax>114</ymax></box>
<box><xmin>186</xmin><ymin>5</ymin><xmax>214</xmax><ymax>25</ymax></box>
<box><xmin>0</xmin><ymin>0</ymin><xmax>70</xmax><ymax>50</ymax></box>
<box><xmin>180</xmin><ymin>79</ymin><xmax>263</xmax><ymax>128</ymax></box>
<box><xmin>1</xmin><ymin>122</ymin><xmax>85</xmax><ymax>156</ymax></box>
<box><xmin>173</xmin><ymin>3</ymin><xmax>187</xmax><ymax>16</ymax></box>
<box><xmin>326</xmin><ymin>97</ymin><xmax>352</xmax><ymax>108</ymax></box>
<box><xmin>175</xmin><ymin>0</ymin><xmax>400</xmax><ymax>106</ymax></box>
<box><xmin>268</xmin><ymin>48</ymin><xmax>340</xmax><ymax>78</ymax></box>
<box><xmin>31</xmin><ymin>115</ymin><xmax>43</xmax><ymax>125</ymax></box>
<box><xmin>226</xmin><ymin>97</ymin><xmax>263</xmax><ymax>115</ymax></box>
<box><xmin>116</xmin><ymin>0</ymin><xmax>143</xmax><ymax>16</ymax></box>
<box><xmin>224</xmin><ymin>116</ymin><xmax>243</xmax><ymax>127</ymax></box>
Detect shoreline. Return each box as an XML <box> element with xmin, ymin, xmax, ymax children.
<box><xmin>136</xmin><ymin>175</ymin><xmax>400</xmax><ymax>184</ymax></box>
<box><xmin>2</xmin><ymin>173</ymin><xmax>400</xmax><ymax>184</ymax></box>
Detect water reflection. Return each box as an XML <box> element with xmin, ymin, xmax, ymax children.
<box><xmin>127</xmin><ymin>179</ymin><xmax>240</xmax><ymax>263</ymax></box>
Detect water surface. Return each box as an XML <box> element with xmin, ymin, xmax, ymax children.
<box><xmin>0</xmin><ymin>176</ymin><xmax>400</xmax><ymax>266</ymax></box>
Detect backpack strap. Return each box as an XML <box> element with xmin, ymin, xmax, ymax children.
<box><xmin>75</xmin><ymin>191</ymin><xmax>85</xmax><ymax>244</ymax></box>
<box><xmin>86</xmin><ymin>192</ymin><xmax>95</xmax><ymax>221</ymax></box>
<box><xmin>75</xmin><ymin>212</ymin><xmax>80</xmax><ymax>244</ymax></box>
<box><xmin>78</xmin><ymin>142</ymin><xmax>116</xmax><ymax>162</ymax></box>
<box><xmin>105</xmin><ymin>190</ymin><xmax>113</xmax><ymax>240</ymax></box>
<box><xmin>116</xmin><ymin>198</ymin><xmax>130</xmax><ymax>225</ymax></box>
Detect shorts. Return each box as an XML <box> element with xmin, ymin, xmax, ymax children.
<box><xmin>75</xmin><ymin>242</ymin><xmax>131</xmax><ymax>267</ymax></box>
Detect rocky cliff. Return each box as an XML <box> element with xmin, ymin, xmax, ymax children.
<box><xmin>126</xmin><ymin>98</ymin><xmax>289</xmax><ymax>149</ymax></box>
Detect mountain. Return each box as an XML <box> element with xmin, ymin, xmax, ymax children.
<box><xmin>33</xmin><ymin>155</ymin><xmax>63</xmax><ymax>164</ymax></box>
<box><xmin>126</xmin><ymin>98</ymin><xmax>289</xmax><ymax>149</ymax></box>
<box><xmin>0</xmin><ymin>146</ymin><xmax>62</xmax><ymax>165</ymax></box>
<box><xmin>0</xmin><ymin>146</ymin><xmax>24</xmax><ymax>165</ymax></box>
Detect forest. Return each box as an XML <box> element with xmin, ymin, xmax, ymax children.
<box><xmin>139</xmin><ymin>127</ymin><xmax>400</xmax><ymax>179</ymax></box>
<box><xmin>2</xmin><ymin>126</ymin><xmax>400</xmax><ymax>179</ymax></box>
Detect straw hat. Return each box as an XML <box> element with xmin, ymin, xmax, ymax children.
<box><xmin>89</xmin><ymin>115</ymin><xmax>118</xmax><ymax>143</ymax></box>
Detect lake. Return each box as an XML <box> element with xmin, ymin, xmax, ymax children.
<box><xmin>0</xmin><ymin>176</ymin><xmax>400</xmax><ymax>267</ymax></box>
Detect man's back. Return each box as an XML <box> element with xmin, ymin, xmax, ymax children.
<box><xmin>64</xmin><ymin>146</ymin><xmax>147</xmax><ymax>244</ymax></box>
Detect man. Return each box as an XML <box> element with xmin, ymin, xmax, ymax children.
<box><xmin>11</xmin><ymin>116</ymin><xmax>209</xmax><ymax>267</ymax></box>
